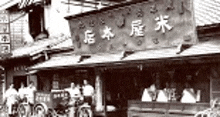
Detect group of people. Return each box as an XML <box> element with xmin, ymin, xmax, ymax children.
<box><xmin>64</xmin><ymin>79</ymin><xmax>95</xmax><ymax>105</ymax></box>
<box><xmin>3</xmin><ymin>81</ymin><xmax>36</xmax><ymax>117</ymax></box>
<box><xmin>141</xmin><ymin>81</ymin><xmax>199</xmax><ymax>103</ymax></box>
<box><xmin>64</xmin><ymin>80</ymin><xmax>94</xmax><ymax>117</ymax></box>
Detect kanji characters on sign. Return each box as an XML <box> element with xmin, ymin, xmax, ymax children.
<box><xmin>130</xmin><ymin>20</ymin><xmax>145</xmax><ymax>37</ymax></box>
<box><xmin>102</xmin><ymin>26</ymin><xmax>115</xmax><ymax>40</ymax></box>
<box><xmin>155</xmin><ymin>15</ymin><xmax>173</xmax><ymax>33</ymax></box>
<box><xmin>84</xmin><ymin>30</ymin><xmax>95</xmax><ymax>44</ymax></box>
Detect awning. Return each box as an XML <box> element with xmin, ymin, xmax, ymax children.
<box><xmin>123</xmin><ymin>47</ymin><xmax>178</xmax><ymax>61</ymax></box>
<box><xmin>25</xmin><ymin>70</ymin><xmax>38</xmax><ymax>75</ymax></box>
<box><xmin>81</xmin><ymin>52</ymin><xmax>124</xmax><ymax>64</ymax></box>
<box><xmin>29</xmin><ymin>52</ymin><xmax>124</xmax><ymax>70</ymax></box>
<box><xmin>181</xmin><ymin>40</ymin><xmax>220</xmax><ymax>56</ymax></box>
<box><xmin>124</xmin><ymin>40</ymin><xmax>220</xmax><ymax>61</ymax></box>
<box><xmin>30</xmin><ymin>54</ymin><xmax>82</xmax><ymax>70</ymax></box>
<box><xmin>0</xmin><ymin>0</ymin><xmax>20</xmax><ymax>11</ymax></box>
<box><xmin>194</xmin><ymin>0</ymin><xmax>220</xmax><ymax>26</ymax></box>
<box><xmin>11</xmin><ymin>36</ymin><xmax>72</xmax><ymax>58</ymax></box>
<box><xmin>0</xmin><ymin>0</ymin><xmax>44</xmax><ymax>11</ymax></box>
<box><xmin>28</xmin><ymin>40</ymin><xmax>220</xmax><ymax>71</ymax></box>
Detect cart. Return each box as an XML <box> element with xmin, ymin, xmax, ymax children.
<box><xmin>33</xmin><ymin>91</ymin><xmax>70</xmax><ymax>117</ymax></box>
<box><xmin>32</xmin><ymin>90</ymin><xmax>93</xmax><ymax>117</ymax></box>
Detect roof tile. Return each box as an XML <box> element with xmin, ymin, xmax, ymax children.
<box><xmin>194</xmin><ymin>0</ymin><xmax>220</xmax><ymax>26</ymax></box>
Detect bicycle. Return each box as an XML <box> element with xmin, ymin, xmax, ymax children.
<box><xmin>194</xmin><ymin>98</ymin><xmax>220</xmax><ymax>117</ymax></box>
<box><xmin>17</xmin><ymin>97</ymin><xmax>32</xmax><ymax>117</ymax></box>
<box><xmin>0</xmin><ymin>101</ymin><xmax>19</xmax><ymax>117</ymax></box>
<box><xmin>76</xmin><ymin>103</ymin><xmax>93</xmax><ymax>117</ymax></box>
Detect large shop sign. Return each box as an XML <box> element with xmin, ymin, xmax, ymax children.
<box><xmin>67</xmin><ymin>0</ymin><xmax>197</xmax><ymax>54</ymax></box>
<box><xmin>0</xmin><ymin>10</ymin><xmax>10</xmax><ymax>55</ymax></box>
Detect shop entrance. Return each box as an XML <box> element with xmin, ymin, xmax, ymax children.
<box><xmin>13</xmin><ymin>75</ymin><xmax>27</xmax><ymax>90</ymax></box>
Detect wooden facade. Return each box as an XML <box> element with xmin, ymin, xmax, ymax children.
<box><xmin>1</xmin><ymin>0</ymin><xmax>220</xmax><ymax>116</ymax></box>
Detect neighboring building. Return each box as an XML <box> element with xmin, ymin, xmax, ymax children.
<box><xmin>0</xmin><ymin>0</ymin><xmax>120</xmax><ymax>103</ymax></box>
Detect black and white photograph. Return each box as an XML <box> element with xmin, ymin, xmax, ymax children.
<box><xmin>0</xmin><ymin>0</ymin><xmax>219</xmax><ymax>117</ymax></box>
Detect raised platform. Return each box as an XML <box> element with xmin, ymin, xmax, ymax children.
<box><xmin>128</xmin><ymin>100</ymin><xmax>210</xmax><ymax>117</ymax></box>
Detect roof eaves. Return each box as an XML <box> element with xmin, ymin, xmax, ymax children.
<box><xmin>64</xmin><ymin>0</ymin><xmax>148</xmax><ymax>20</ymax></box>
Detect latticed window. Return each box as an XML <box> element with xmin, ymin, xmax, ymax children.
<box><xmin>10</xmin><ymin>11</ymin><xmax>26</xmax><ymax>50</ymax></box>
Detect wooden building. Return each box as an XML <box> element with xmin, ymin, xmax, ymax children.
<box><xmin>26</xmin><ymin>0</ymin><xmax>220</xmax><ymax>117</ymax></box>
<box><xmin>1</xmin><ymin>0</ymin><xmax>220</xmax><ymax>117</ymax></box>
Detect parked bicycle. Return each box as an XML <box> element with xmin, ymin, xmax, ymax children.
<box><xmin>194</xmin><ymin>98</ymin><xmax>220</xmax><ymax>117</ymax></box>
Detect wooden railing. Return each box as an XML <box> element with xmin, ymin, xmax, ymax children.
<box><xmin>127</xmin><ymin>100</ymin><xmax>210</xmax><ymax>117</ymax></box>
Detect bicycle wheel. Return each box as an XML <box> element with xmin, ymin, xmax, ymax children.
<box><xmin>47</xmin><ymin>109</ymin><xmax>55</xmax><ymax>117</ymax></box>
<box><xmin>77</xmin><ymin>107</ymin><xmax>92</xmax><ymax>117</ymax></box>
<box><xmin>0</xmin><ymin>106</ymin><xmax>8</xmax><ymax>117</ymax></box>
<box><xmin>18</xmin><ymin>103</ymin><xmax>31</xmax><ymax>117</ymax></box>
<box><xmin>34</xmin><ymin>104</ymin><xmax>46</xmax><ymax>117</ymax></box>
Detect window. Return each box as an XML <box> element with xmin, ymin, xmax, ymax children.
<box><xmin>28</xmin><ymin>5</ymin><xmax>47</xmax><ymax>40</ymax></box>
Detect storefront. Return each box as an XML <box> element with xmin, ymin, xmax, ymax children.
<box><xmin>27</xmin><ymin>0</ymin><xmax>220</xmax><ymax>117</ymax></box>
<box><xmin>28</xmin><ymin>41</ymin><xmax>220</xmax><ymax>116</ymax></box>
<box><xmin>1</xmin><ymin>36</ymin><xmax>73</xmax><ymax>92</ymax></box>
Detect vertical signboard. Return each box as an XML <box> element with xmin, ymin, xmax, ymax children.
<box><xmin>67</xmin><ymin>0</ymin><xmax>197</xmax><ymax>54</ymax></box>
<box><xmin>0</xmin><ymin>10</ymin><xmax>10</xmax><ymax>55</ymax></box>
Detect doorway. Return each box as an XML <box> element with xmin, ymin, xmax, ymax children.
<box><xmin>13</xmin><ymin>76</ymin><xmax>27</xmax><ymax>90</ymax></box>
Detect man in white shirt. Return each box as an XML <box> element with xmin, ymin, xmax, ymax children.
<box><xmin>18</xmin><ymin>82</ymin><xmax>27</xmax><ymax>102</ymax></box>
<box><xmin>65</xmin><ymin>82</ymin><xmax>81</xmax><ymax>100</ymax></box>
<box><xmin>26</xmin><ymin>81</ymin><xmax>36</xmax><ymax>104</ymax></box>
<box><xmin>26</xmin><ymin>81</ymin><xmax>36</xmax><ymax>115</ymax></box>
<box><xmin>4</xmin><ymin>83</ymin><xmax>18</xmax><ymax>117</ymax></box>
<box><xmin>64</xmin><ymin>82</ymin><xmax>81</xmax><ymax>117</ymax></box>
<box><xmin>82</xmin><ymin>80</ymin><xmax>94</xmax><ymax>105</ymax></box>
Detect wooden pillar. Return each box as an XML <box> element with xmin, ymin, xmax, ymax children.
<box><xmin>210</xmin><ymin>65</ymin><xmax>220</xmax><ymax>100</ymax></box>
<box><xmin>95</xmin><ymin>68</ymin><xmax>103</xmax><ymax>112</ymax></box>
<box><xmin>103</xmin><ymin>69</ymin><xmax>107</xmax><ymax>117</ymax></box>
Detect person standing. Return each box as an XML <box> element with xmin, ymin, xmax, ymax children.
<box><xmin>181</xmin><ymin>81</ymin><xmax>196</xmax><ymax>103</ymax></box>
<box><xmin>26</xmin><ymin>81</ymin><xmax>36</xmax><ymax>104</ymax></box>
<box><xmin>3</xmin><ymin>83</ymin><xmax>18</xmax><ymax>117</ymax></box>
<box><xmin>26</xmin><ymin>81</ymin><xmax>36</xmax><ymax>114</ymax></box>
<box><xmin>18</xmin><ymin>82</ymin><xmax>27</xmax><ymax>102</ymax></box>
<box><xmin>64</xmin><ymin>82</ymin><xmax>81</xmax><ymax>117</ymax></box>
<box><xmin>156</xmin><ymin>82</ymin><xmax>169</xmax><ymax>102</ymax></box>
<box><xmin>82</xmin><ymin>80</ymin><xmax>94</xmax><ymax>105</ymax></box>
<box><xmin>65</xmin><ymin>82</ymin><xmax>81</xmax><ymax>100</ymax></box>
<box><xmin>141</xmin><ymin>83</ymin><xmax>157</xmax><ymax>102</ymax></box>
